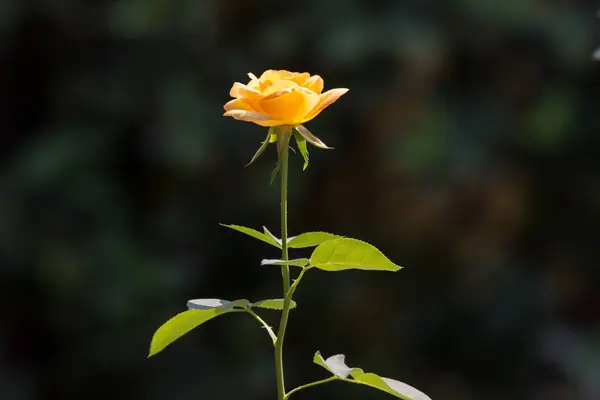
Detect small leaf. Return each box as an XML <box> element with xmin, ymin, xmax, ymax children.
<box><xmin>149</xmin><ymin>308</ymin><xmax>234</xmax><ymax>357</ymax></box>
<box><xmin>245</xmin><ymin>129</ymin><xmax>274</xmax><ymax>167</ymax></box>
<box><xmin>261</xmin><ymin>258</ymin><xmax>309</xmax><ymax>267</ymax></box>
<box><xmin>310</xmin><ymin>238</ymin><xmax>402</xmax><ymax>272</ymax></box>
<box><xmin>350</xmin><ymin>368</ymin><xmax>366</xmax><ymax>378</ymax></box>
<box><xmin>186</xmin><ymin>298</ymin><xmax>250</xmax><ymax>310</ymax></box>
<box><xmin>314</xmin><ymin>352</ymin><xmax>432</xmax><ymax>400</ymax></box>
<box><xmin>288</xmin><ymin>232</ymin><xmax>341</xmax><ymax>248</ymax></box>
<box><xmin>353</xmin><ymin>373</ymin><xmax>432</xmax><ymax>400</ymax></box>
<box><xmin>294</xmin><ymin>125</ymin><xmax>333</xmax><ymax>149</ymax></box>
<box><xmin>252</xmin><ymin>299</ymin><xmax>297</xmax><ymax>310</ymax></box>
<box><xmin>262</xmin><ymin>226</ymin><xmax>282</xmax><ymax>246</ymax></box>
<box><xmin>293</xmin><ymin>130</ymin><xmax>310</xmax><ymax>170</ymax></box>
<box><xmin>220</xmin><ymin>224</ymin><xmax>282</xmax><ymax>249</ymax></box>
<box><xmin>313</xmin><ymin>351</ymin><xmax>334</xmax><ymax>375</ymax></box>
<box><xmin>313</xmin><ymin>352</ymin><xmax>356</xmax><ymax>378</ymax></box>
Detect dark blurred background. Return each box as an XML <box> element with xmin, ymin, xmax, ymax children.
<box><xmin>2</xmin><ymin>1</ymin><xmax>600</xmax><ymax>399</ymax></box>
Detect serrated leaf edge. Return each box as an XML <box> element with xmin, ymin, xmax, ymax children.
<box><xmin>310</xmin><ymin>237</ymin><xmax>403</xmax><ymax>272</ymax></box>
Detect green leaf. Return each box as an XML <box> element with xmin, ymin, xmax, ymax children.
<box><xmin>288</xmin><ymin>232</ymin><xmax>341</xmax><ymax>248</ymax></box>
<box><xmin>220</xmin><ymin>224</ymin><xmax>282</xmax><ymax>249</ymax></box>
<box><xmin>294</xmin><ymin>125</ymin><xmax>333</xmax><ymax>149</ymax></box>
<box><xmin>313</xmin><ymin>352</ymin><xmax>357</xmax><ymax>378</ymax></box>
<box><xmin>314</xmin><ymin>352</ymin><xmax>432</xmax><ymax>400</ymax></box>
<box><xmin>252</xmin><ymin>299</ymin><xmax>297</xmax><ymax>310</ymax></box>
<box><xmin>245</xmin><ymin>128</ymin><xmax>274</xmax><ymax>167</ymax></box>
<box><xmin>313</xmin><ymin>351</ymin><xmax>333</xmax><ymax>374</ymax></box>
<box><xmin>186</xmin><ymin>298</ymin><xmax>250</xmax><ymax>310</ymax></box>
<box><xmin>352</xmin><ymin>373</ymin><xmax>431</xmax><ymax>400</ymax></box>
<box><xmin>262</xmin><ymin>226</ymin><xmax>282</xmax><ymax>246</ymax></box>
<box><xmin>149</xmin><ymin>308</ymin><xmax>235</xmax><ymax>357</ymax></box>
<box><xmin>293</xmin><ymin>130</ymin><xmax>310</xmax><ymax>170</ymax></box>
<box><xmin>310</xmin><ymin>238</ymin><xmax>402</xmax><ymax>272</ymax></box>
<box><xmin>261</xmin><ymin>258</ymin><xmax>309</xmax><ymax>267</ymax></box>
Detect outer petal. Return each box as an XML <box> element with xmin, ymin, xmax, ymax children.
<box><xmin>223</xmin><ymin>98</ymin><xmax>254</xmax><ymax>112</ymax></box>
<box><xmin>229</xmin><ymin>82</ymin><xmax>261</xmax><ymax>98</ymax></box>
<box><xmin>223</xmin><ymin>110</ymin><xmax>285</xmax><ymax>127</ymax></box>
<box><xmin>302</xmin><ymin>75</ymin><xmax>324</xmax><ymax>94</ymax></box>
<box><xmin>294</xmin><ymin>87</ymin><xmax>320</xmax><ymax>122</ymax></box>
<box><xmin>301</xmin><ymin>88</ymin><xmax>349</xmax><ymax>123</ymax></box>
<box><xmin>244</xmin><ymin>95</ymin><xmax>268</xmax><ymax>114</ymax></box>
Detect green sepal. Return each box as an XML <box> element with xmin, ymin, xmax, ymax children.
<box><xmin>293</xmin><ymin>129</ymin><xmax>310</xmax><ymax>170</ymax></box>
<box><xmin>269</xmin><ymin>129</ymin><xmax>278</xmax><ymax>143</ymax></box>
<box><xmin>294</xmin><ymin>125</ymin><xmax>333</xmax><ymax>149</ymax></box>
<box><xmin>246</xmin><ymin>128</ymin><xmax>275</xmax><ymax>167</ymax></box>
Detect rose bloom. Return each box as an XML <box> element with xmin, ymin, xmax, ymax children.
<box><xmin>223</xmin><ymin>70</ymin><xmax>348</xmax><ymax>127</ymax></box>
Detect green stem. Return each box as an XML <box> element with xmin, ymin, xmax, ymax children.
<box><xmin>275</xmin><ymin>128</ymin><xmax>292</xmax><ymax>400</ymax></box>
<box><xmin>283</xmin><ymin>376</ymin><xmax>338</xmax><ymax>400</ymax></box>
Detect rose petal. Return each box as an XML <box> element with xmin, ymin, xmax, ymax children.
<box><xmin>229</xmin><ymin>82</ymin><xmax>261</xmax><ymax>98</ymax></box>
<box><xmin>262</xmin><ymin>88</ymin><xmax>295</xmax><ymax>101</ymax></box>
<box><xmin>302</xmin><ymin>75</ymin><xmax>324</xmax><ymax>94</ymax></box>
<box><xmin>224</xmin><ymin>98</ymin><xmax>254</xmax><ymax>112</ymax></box>
<box><xmin>295</xmin><ymin>87</ymin><xmax>320</xmax><ymax>121</ymax></box>
<box><xmin>262</xmin><ymin>80</ymin><xmax>299</xmax><ymax>97</ymax></box>
<box><xmin>290</xmin><ymin>72</ymin><xmax>311</xmax><ymax>86</ymax></box>
<box><xmin>259</xmin><ymin>79</ymin><xmax>274</xmax><ymax>91</ymax></box>
<box><xmin>229</xmin><ymin>82</ymin><xmax>245</xmax><ymax>98</ymax></box>
<box><xmin>260</xmin><ymin>70</ymin><xmax>297</xmax><ymax>81</ymax></box>
<box><xmin>302</xmin><ymin>88</ymin><xmax>349</xmax><ymax>122</ymax></box>
<box><xmin>223</xmin><ymin>110</ymin><xmax>284</xmax><ymax>127</ymax></box>
<box><xmin>259</xmin><ymin>88</ymin><xmax>319</xmax><ymax>124</ymax></box>
<box><xmin>259</xmin><ymin>70</ymin><xmax>310</xmax><ymax>86</ymax></box>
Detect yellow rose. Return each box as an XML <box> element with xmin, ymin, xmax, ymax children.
<box><xmin>223</xmin><ymin>70</ymin><xmax>349</xmax><ymax>127</ymax></box>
